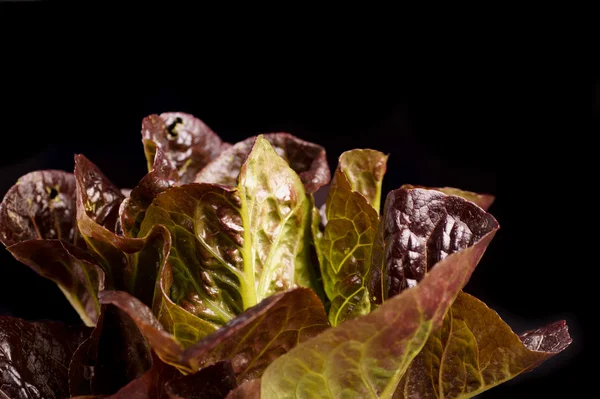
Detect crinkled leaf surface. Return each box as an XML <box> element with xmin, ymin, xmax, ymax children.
<box><xmin>0</xmin><ymin>316</ymin><xmax>90</xmax><ymax>399</ymax></box>
<box><xmin>195</xmin><ymin>133</ymin><xmax>330</xmax><ymax>194</ymax></box>
<box><xmin>395</xmin><ymin>292</ymin><xmax>572</xmax><ymax>398</ymax></box>
<box><xmin>225</xmin><ymin>379</ymin><xmax>261</xmax><ymax>399</ymax></box>
<box><xmin>152</xmin><ymin>261</ymin><xmax>218</xmax><ymax>351</ymax></box>
<box><xmin>319</xmin><ymin>150</ymin><xmax>387</xmax><ymax>326</ymax></box>
<box><xmin>120</xmin><ymin>143</ymin><xmax>178</xmax><ymax>237</ymax></box>
<box><xmin>142</xmin><ymin>113</ymin><xmax>228</xmax><ymax>184</ymax></box>
<box><xmin>140</xmin><ymin>136</ymin><xmax>316</xmax><ymax>327</ymax></box>
<box><xmin>0</xmin><ymin>170</ymin><xmax>103</xmax><ymax>326</ymax></box>
<box><xmin>0</xmin><ymin>170</ymin><xmax>79</xmax><ymax>246</ymax></box>
<box><xmin>99</xmin><ymin>287</ymin><xmax>329</xmax><ymax>381</ymax></box>
<box><xmin>260</xmin><ymin>191</ymin><xmax>499</xmax><ymax>399</ymax></box>
<box><xmin>75</xmin><ymin>155</ymin><xmax>172</xmax><ymax>305</ymax></box>
<box><xmin>369</xmin><ymin>188</ymin><xmax>500</xmax><ymax>304</ymax></box>
<box><xmin>180</xmin><ymin>287</ymin><xmax>329</xmax><ymax>383</ymax></box>
<box><xmin>164</xmin><ymin>361</ymin><xmax>237</xmax><ymax>399</ymax></box>
<box><xmin>400</xmin><ymin>185</ymin><xmax>495</xmax><ymax>211</ymax></box>
<box><xmin>68</xmin><ymin>305</ymin><xmax>153</xmax><ymax>396</ymax></box>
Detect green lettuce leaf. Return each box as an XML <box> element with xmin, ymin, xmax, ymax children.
<box><xmin>319</xmin><ymin>150</ymin><xmax>387</xmax><ymax>326</ymax></box>
<box><xmin>195</xmin><ymin>133</ymin><xmax>330</xmax><ymax>194</ymax></box>
<box><xmin>142</xmin><ymin>113</ymin><xmax>228</xmax><ymax>184</ymax></box>
<box><xmin>140</xmin><ymin>136</ymin><xmax>318</xmax><ymax>326</ymax></box>
<box><xmin>400</xmin><ymin>185</ymin><xmax>495</xmax><ymax>211</ymax></box>
<box><xmin>180</xmin><ymin>287</ymin><xmax>329</xmax><ymax>383</ymax></box>
<box><xmin>395</xmin><ymin>292</ymin><xmax>572</xmax><ymax>398</ymax></box>
<box><xmin>335</xmin><ymin>149</ymin><xmax>387</xmax><ymax>213</ymax></box>
<box><xmin>152</xmin><ymin>261</ymin><xmax>218</xmax><ymax>351</ymax></box>
<box><xmin>0</xmin><ymin>170</ymin><xmax>104</xmax><ymax>326</ymax></box>
<box><xmin>260</xmin><ymin>188</ymin><xmax>499</xmax><ymax>399</ymax></box>
<box><xmin>368</xmin><ymin>188</ymin><xmax>500</xmax><ymax>304</ymax></box>
<box><xmin>99</xmin><ymin>287</ymin><xmax>328</xmax><ymax>381</ymax></box>
<box><xmin>0</xmin><ymin>316</ymin><xmax>90</xmax><ymax>399</ymax></box>
<box><xmin>119</xmin><ymin>143</ymin><xmax>178</xmax><ymax>237</ymax></box>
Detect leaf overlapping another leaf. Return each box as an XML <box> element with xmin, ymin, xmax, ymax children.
<box><xmin>400</xmin><ymin>184</ymin><xmax>495</xmax><ymax>211</ymax></box>
<box><xmin>0</xmin><ymin>170</ymin><xmax>104</xmax><ymax>326</ymax></box>
<box><xmin>99</xmin><ymin>287</ymin><xmax>329</xmax><ymax>381</ymax></box>
<box><xmin>260</xmin><ymin>187</ymin><xmax>499</xmax><ymax>399</ymax></box>
<box><xmin>195</xmin><ymin>132</ymin><xmax>330</xmax><ymax>194</ymax></box>
<box><xmin>140</xmin><ymin>136</ymin><xmax>320</xmax><ymax>328</ymax></box>
<box><xmin>395</xmin><ymin>292</ymin><xmax>572</xmax><ymax>398</ymax></box>
<box><xmin>142</xmin><ymin>112</ymin><xmax>229</xmax><ymax>184</ymax></box>
<box><xmin>369</xmin><ymin>188</ymin><xmax>500</xmax><ymax>304</ymax></box>
<box><xmin>318</xmin><ymin>150</ymin><xmax>387</xmax><ymax>326</ymax></box>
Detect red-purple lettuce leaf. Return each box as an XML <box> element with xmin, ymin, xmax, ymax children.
<box><xmin>0</xmin><ymin>170</ymin><xmax>104</xmax><ymax>326</ymax></box>
<box><xmin>7</xmin><ymin>240</ymin><xmax>104</xmax><ymax>327</ymax></box>
<box><xmin>369</xmin><ymin>188</ymin><xmax>500</xmax><ymax>304</ymax></box>
<box><xmin>164</xmin><ymin>361</ymin><xmax>237</xmax><ymax>399</ymax></box>
<box><xmin>318</xmin><ymin>150</ymin><xmax>387</xmax><ymax>326</ymax></box>
<box><xmin>97</xmin><ymin>290</ymin><xmax>193</xmax><ymax>373</ymax></box>
<box><xmin>400</xmin><ymin>184</ymin><xmax>495</xmax><ymax>211</ymax></box>
<box><xmin>225</xmin><ymin>379</ymin><xmax>261</xmax><ymax>399</ymax></box>
<box><xmin>139</xmin><ymin>136</ymin><xmax>319</xmax><ymax>327</ymax></box>
<box><xmin>141</xmin><ymin>113</ymin><xmax>228</xmax><ymax>184</ymax></box>
<box><xmin>68</xmin><ymin>305</ymin><xmax>153</xmax><ymax>396</ymax></box>
<box><xmin>260</xmin><ymin>193</ymin><xmax>499</xmax><ymax>398</ymax></box>
<box><xmin>99</xmin><ymin>287</ymin><xmax>329</xmax><ymax>382</ymax></box>
<box><xmin>75</xmin><ymin>155</ymin><xmax>173</xmax><ymax>306</ymax></box>
<box><xmin>0</xmin><ymin>170</ymin><xmax>80</xmax><ymax>246</ymax></box>
<box><xmin>195</xmin><ymin>132</ymin><xmax>330</xmax><ymax>194</ymax></box>
<box><xmin>395</xmin><ymin>292</ymin><xmax>572</xmax><ymax>398</ymax></box>
<box><xmin>180</xmin><ymin>287</ymin><xmax>329</xmax><ymax>383</ymax></box>
<box><xmin>119</xmin><ymin>142</ymin><xmax>178</xmax><ymax>238</ymax></box>
<box><xmin>72</xmin><ymin>353</ymin><xmax>179</xmax><ymax>399</ymax></box>
<box><xmin>0</xmin><ymin>316</ymin><xmax>90</xmax><ymax>399</ymax></box>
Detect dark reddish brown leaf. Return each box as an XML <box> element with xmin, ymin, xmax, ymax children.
<box><xmin>68</xmin><ymin>306</ymin><xmax>153</xmax><ymax>396</ymax></box>
<box><xmin>0</xmin><ymin>316</ymin><xmax>90</xmax><ymax>399</ymax></box>
<box><xmin>142</xmin><ymin>113</ymin><xmax>228</xmax><ymax>184</ymax></box>
<box><xmin>119</xmin><ymin>143</ymin><xmax>178</xmax><ymax>238</ymax></box>
<box><xmin>164</xmin><ymin>361</ymin><xmax>237</xmax><ymax>399</ymax></box>
<box><xmin>369</xmin><ymin>187</ymin><xmax>500</xmax><ymax>304</ymax></box>
<box><xmin>401</xmin><ymin>184</ymin><xmax>495</xmax><ymax>211</ymax></box>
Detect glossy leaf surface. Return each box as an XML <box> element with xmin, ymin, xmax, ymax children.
<box><xmin>395</xmin><ymin>292</ymin><xmax>572</xmax><ymax>398</ymax></box>
<box><xmin>142</xmin><ymin>113</ymin><xmax>227</xmax><ymax>184</ymax></box>
<box><xmin>319</xmin><ymin>150</ymin><xmax>387</xmax><ymax>326</ymax></box>
<box><xmin>140</xmin><ymin>136</ymin><xmax>315</xmax><ymax>327</ymax></box>
<box><xmin>260</xmin><ymin>192</ymin><xmax>499</xmax><ymax>398</ymax></box>
<box><xmin>369</xmin><ymin>188</ymin><xmax>499</xmax><ymax>304</ymax></box>
<box><xmin>195</xmin><ymin>133</ymin><xmax>330</xmax><ymax>194</ymax></box>
<box><xmin>0</xmin><ymin>316</ymin><xmax>89</xmax><ymax>399</ymax></box>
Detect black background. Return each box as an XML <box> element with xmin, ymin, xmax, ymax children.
<box><xmin>1</xmin><ymin>8</ymin><xmax>586</xmax><ymax>397</ymax></box>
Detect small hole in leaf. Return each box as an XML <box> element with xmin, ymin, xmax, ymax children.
<box><xmin>49</xmin><ymin>188</ymin><xmax>58</xmax><ymax>200</ymax></box>
<box><xmin>167</xmin><ymin>117</ymin><xmax>183</xmax><ymax>138</ymax></box>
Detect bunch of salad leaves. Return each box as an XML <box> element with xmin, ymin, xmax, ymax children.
<box><xmin>0</xmin><ymin>112</ymin><xmax>571</xmax><ymax>398</ymax></box>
